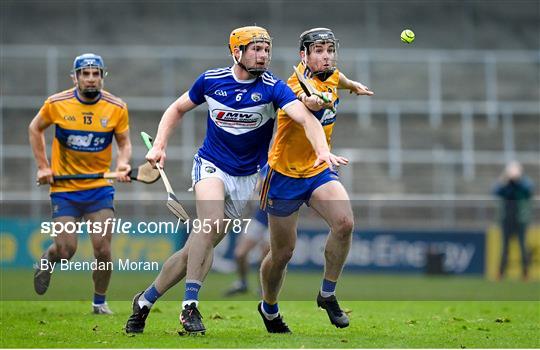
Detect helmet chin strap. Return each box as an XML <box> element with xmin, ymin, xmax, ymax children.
<box><xmin>236</xmin><ymin>49</ymin><xmax>266</xmax><ymax>77</ymax></box>
<box><xmin>313</xmin><ymin>69</ymin><xmax>335</xmax><ymax>81</ymax></box>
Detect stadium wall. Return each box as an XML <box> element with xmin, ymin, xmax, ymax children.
<box><xmin>2</xmin><ymin>218</ymin><xmax>539</xmax><ymax>279</ymax></box>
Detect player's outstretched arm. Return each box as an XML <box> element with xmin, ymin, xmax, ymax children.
<box><xmin>147</xmin><ymin>92</ymin><xmax>197</xmax><ymax>168</ymax></box>
<box><xmin>114</xmin><ymin>130</ymin><xmax>132</xmax><ymax>182</ymax></box>
<box><xmin>28</xmin><ymin>114</ymin><xmax>54</xmax><ymax>184</ymax></box>
<box><xmin>338</xmin><ymin>72</ymin><xmax>374</xmax><ymax>96</ymax></box>
<box><xmin>283</xmin><ymin>100</ymin><xmax>349</xmax><ymax>168</ymax></box>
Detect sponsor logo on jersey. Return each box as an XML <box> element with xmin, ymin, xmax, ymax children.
<box><xmin>56</xmin><ymin>126</ymin><xmax>113</xmax><ymax>152</ymax></box>
<box><xmin>66</xmin><ymin>133</ymin><xmax>107</xmax><ymax>148</ymax></box>
<box><xmin>63</xmin><ymin>115</ymin><xmax>76</xmax><ymax>122</ymax></box>
<box><xmin>251</xmin><ymin>92</ymin><xmax>262</xmax><ymax>102</ymax></box>
<box><xmin>212</xmin><ymin>109</ymin><xmax>263</xmax><ymax>128</ymax></box>
<box><xmin>214</xmin><ymin>90</ymin><xmax>227</xmax><ymax>97</ymax></box>
<box><xmin>319</xmin><ymin>107</ymin><xmax>336</xmax><ymax>126</ymax></box>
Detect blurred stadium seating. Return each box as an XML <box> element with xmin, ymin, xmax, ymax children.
<box><xmin>1</xmin><ymin>1</ymin><xmax>539</xmax><ymax>229</ymax></box>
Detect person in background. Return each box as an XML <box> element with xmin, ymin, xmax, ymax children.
<box><xmin>493</xmin><ymin>161</ymin><xmax>534</xmax><ymax>281</ymax></box>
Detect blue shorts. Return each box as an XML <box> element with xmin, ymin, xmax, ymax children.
<box><xmin>253</xmin><ymin>208</ymin><xmax>269</xmax><ymax>226</ymax></box>
<box><xmin>50</xmin><ymin>186</ymin><xmax>115</xmax><ymax>218</ymax></box>
<box><xmin>260</xmin><ymin>167</ymin><xmax>340</xmax><ymax>217</ymax></box>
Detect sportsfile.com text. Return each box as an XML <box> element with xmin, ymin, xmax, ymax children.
<box><xmin>40</xmin><ymin>218</ymin><xmax>252</xmax><ymax>237</ymax></box>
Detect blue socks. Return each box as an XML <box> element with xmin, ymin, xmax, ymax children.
<box><xmin>261</xmin><ymin>301</ymin><xmax>279</xmax><ymax>320</ymax></box>
<box><xmin>144</xmin><ymin>284</ymin><xmax>162</xmax><ymax>303</ymax></box>
<box><xmin>182</xmin><ymin>280</ymin><xmax>202</xmax><ymax>308</ymax></box>
<box><xmin>138</xmin><ymin>284</ymin><xmax>162</xmax><ymax>309</ymax></box>
<box><xmin>321</xmin><ymin>278</ymin><xmax>337</xmax><ymax>298</ymax></box>
<box><xmin>93</xmin><ymin>293</ymin><xmax>106</xmax><ymax>305</ymax></box>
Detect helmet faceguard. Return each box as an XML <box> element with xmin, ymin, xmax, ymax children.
<box><xmin>229</xmin><ymin>26</ymin><xmax>272</xmax><ymax>77</ymax></box>
<box><xmin>299</xmin><ymin>28</ymin><xmax>339</xmax><ymax>81</ymax></box>
<box><xmin>71</xmin><ymin>53</ymin><xmax>106</xmax><ymax>99</ymax></box>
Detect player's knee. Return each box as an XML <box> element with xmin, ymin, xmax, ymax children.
<box><xmin>194</xmin><ymin>225</ymin><xmax>219</xmax><ymax>244</ymax></box>
<box><xmin>332</xmin><ymin>215</ymin><xmax>354</xmax><ymax>239</ymax></box>
<box><xmin>56</xmin><ymin>244</ymin><xmax>77</xmax><ymax>260</ymax></box>
<box><xmin>178</xmin><ymin>247</ymin><xmax>188</xmax><ymax>264</ymax></box>
<box><xmin>234</xmin><ymin>246</ymin><xmax>247</xmax><ymax>260</ymax></box>
<box><xmin>93</xmin><ymin>244</ymin><xmax>111</xmax><ymax>260</ymax></box>
<box><xmin>273</xmin><ymin>247</ymin><xmax>294</xmax><ymax>267</ymax></box>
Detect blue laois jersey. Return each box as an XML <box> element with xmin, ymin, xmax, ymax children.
<box><xmin>188</xmin><ymin>67</ymin><xmax>297</xmax><ymax>176</ymax></box>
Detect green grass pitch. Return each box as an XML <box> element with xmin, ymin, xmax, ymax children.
<box><xmin>1</xmin><ymin>270</ymin><xmax>539</xmax><ymax>348</ymax></box>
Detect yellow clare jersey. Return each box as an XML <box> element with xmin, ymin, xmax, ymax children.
<box><xmin>268</xmin><ymin>63</ymin><xmax>340</xmax><ymax>178</ymax></box>
<box><xmin>38</xmin><ymin>88</ymin><xmax>129</xmax><ymax>192</ymax></box>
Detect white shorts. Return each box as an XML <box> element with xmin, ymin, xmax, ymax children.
<box><xmin>191</xmin><ymin>154</ymin><xmax>258</xmax><ymax>219</ymax></box>
<box><xmin>243</xmin><ymin>218</ymin><xmax>269</xmax><ymax>243</ymax></box>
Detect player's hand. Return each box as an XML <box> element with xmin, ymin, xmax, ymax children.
<box><xmin>302</xmin><ymin>94</ymin><xmax>333</xmax><ymax>111</ymax></box>
<box><xmin>302</xmin><ymin>95</ymin><xmax>323</xmax><ymax>111</ymax></box>
<box><xmin>37</xmin><ymin>167</ymin><xmax>54</xmax><ymax>185</ymax></box>
<box><xmin>146</xmin><ymin>146</ymin><xmax>166</xmax><ymax>169</ymax></box>
<box><xmin>115</xmin><ymin>163</ymin><xmax>131</xmax><ymax>182</ymax></box>
<box><xmin>349</xmin><ymin>81</ymin><xmax>374</xmax><ymax>96</ymax></box>
<box><xmin>313</xmin><ymin>151</ymin><xmax>349</xmax><ymax>169</ymax></box>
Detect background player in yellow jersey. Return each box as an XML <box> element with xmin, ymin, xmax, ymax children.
<box><xmin>258</xmin><ymin>28</ymin><xmax>373</xmax><ymax>332</ymax></box>
<box><xmin>29</xmin><ymin>53</ymin><xmax>132</xmax><ymax>314</ymax></box>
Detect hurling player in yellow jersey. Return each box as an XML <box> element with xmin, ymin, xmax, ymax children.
<box><xmin>259</xmin><ymin>28</ymin><xmax>373</xmax><ymax>332</ymax></box>
<box><xmin>28</xmin><ymin>53</ymin><xmax>132</xmax><ymax>314</ymax></box>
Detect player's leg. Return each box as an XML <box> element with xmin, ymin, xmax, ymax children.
<box><xmin>34</xmin><ymin>193</ymin><xmax>81</xmax><ymax>295</ymax></box>
<box><xmin>225</xmin><ymin>212</ymin><xmax>268</xmax><ymax>296</ymax></box>
<box><xmin>260</xmin><ymin>213</ymin><xmax>297</xmax><ymax>302</ymax></box>
<box><xmin>181</xmin><ymin>163</ymin><xmax>259</xmax><ymax>333</ymax></box>
<box><xmin>85</xmin><ymin>208</ymin><xmax>114</xmax><ymax>314</ymax></box>
<box><xmin>256</xmin><ymin>233</ymin><xmax>270</xmax><ymax>296</ymax></box>
<box><xmin>308</xmin><ymin>179</ymin><xmax>353</xmax><ymax>328</ymax></box>
<box><xmin>259</xmin><ymin>237</ymin><xmax>270</xmax><ymax>260</ymax></box>
<box><xmin>126</xmin><ymin>217</ymin><xmax>228</xmax><ymax>333</ymax></box>
<box><xmin>126</xmin><ymin>248</ymin><xmax>192</xmax><ymax>334</ymax></box>
<box><xmin>34</xmin><ymin>216</ymin><xmax>80</xmax><ymax>295</ymax></box>
<box><xmin>47</xmin><ymin>217</ymin><xmax>80</xmax><ymax>260</ymax></box>
<box><xmin>235</xmin><ymin>237</ymin><xmax>258</xmax><ymax>288</ymax></box>
<box><xmin>257</xmin><ymin>167</ymin><xmax>307</xmax><ymax>333</ymax></box>
<box><xmin>149</xmin><ymin>222</ymin><xmax>224</xmax><ymax>297</ymax></box>
<box><xmin>179</xmin><ymin>177</ymin><xmax>228</xmax><ymax>334</ymax></box>
<box><xmin>185</xmin><ymin>177</ymin><xmax>226</xmax><ymax>296</ymax></box>
<box><xmin>258</xmin><ymin>212</ymin><xmax>297</xmax><ymax>333</ymax></box>
<box><xmin>224</xmin><ymin>235</ymin><xmax>259</xmax><ymax>296</ymax></box>
<box><xmin>127</xmin><ymin>158</ymin><xmax>231</xmax><ymax>334</ymax></box>
<box><xmin>254</xmin><ymin>208</ymin><xmax>270</xmax><ymax>296</ymax></box>
<box><xmin>309</xmin><ymin>180</ymin><xmax>353</xmax><ymax>282</ymax></box>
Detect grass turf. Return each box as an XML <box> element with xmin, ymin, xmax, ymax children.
<box><xmin>1</xmin><ymin>300</ymin><xmax>539</xmax><ymax>348</ymax></box>
<box><xmin>1</xmin><ymin>270</ymin><xmax>539</xmax><ymax>347</ymax></box>
<box><xmin>2</xmin><ymin>269</ymin><xmax>539</xmax><ymax>301</ymax></box>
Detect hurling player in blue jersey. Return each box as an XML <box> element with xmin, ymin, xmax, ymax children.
<box><xmin>125</xmin><ymin>26</ymin><xmax>348</xmax><ymax>335</ymax></box>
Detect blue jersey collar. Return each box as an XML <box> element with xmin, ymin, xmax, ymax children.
<box><xmin>231</xmin><ymin>65</ymin><xmax>256</xmax><ymax>84</ymax></box>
